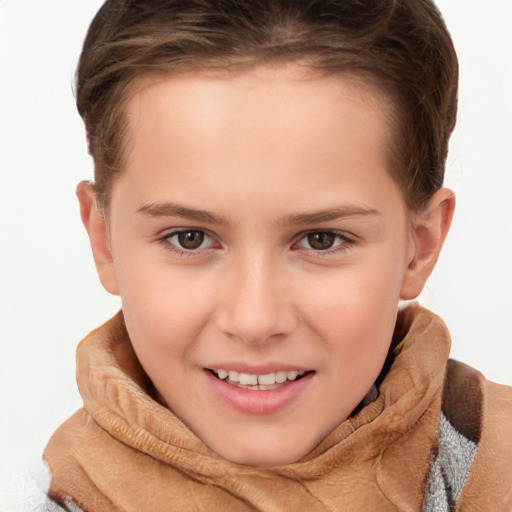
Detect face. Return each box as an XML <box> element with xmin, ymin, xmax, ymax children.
<box><xmin>96</xmin><ymin>65</ymin><xmax>420</xmax><ymax>466</ymax></box>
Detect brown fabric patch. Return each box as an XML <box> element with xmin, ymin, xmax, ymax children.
<box><xmin>442</xmin><ymin>360</ymin><xmax>483</xmax><ymax>444</ymax></box>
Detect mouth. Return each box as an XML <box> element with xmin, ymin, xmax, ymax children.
<box><xmin>206</xmin><ymin>366</ymin><xmax>315</xmax><ymax>414</ymax></box>
<box><xmin>208</xmin><ymin>368</ymin><xmax>311</xmax><ymax>390</ymax></box>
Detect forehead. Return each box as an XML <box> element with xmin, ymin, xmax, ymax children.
<box><xmin>112</xmin><ymin>64</ymin><xmax>401</xmax><ymax>216</ymax></box>
<box><xmin>124</xmin><ymin>65</ymin><xmax>393</xmax><ymax>156</ymax></box>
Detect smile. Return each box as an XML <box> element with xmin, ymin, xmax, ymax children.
<box><xmin>209</xmin><ymin>368</ymin><xmax>308</xmax><ymax>390</ymax></box>
<box><xmin>206</xmin><ymin>367</ymin><xmax>315</xmax><ymax>414</ymax></box>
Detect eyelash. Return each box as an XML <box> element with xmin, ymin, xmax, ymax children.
<box><xmin>158</xmin><ymin>228</ymin><xmax>354</xmax><ymax>257</ymax></box>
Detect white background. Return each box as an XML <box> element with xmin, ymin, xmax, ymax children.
<box><xmin>1</xmin><ymin>0</ymin><xmax>511</xmax><ymax>501</ymax></box>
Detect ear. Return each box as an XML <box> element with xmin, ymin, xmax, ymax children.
<box><xmin>76</xmin><ymin>181</ymin><xmax>120</xmax><ymax>296</ymax></box>
<box><xmin>400</xmin><ymin>188</ymin><xmax>455</xmax><ymax>300</ymax></box>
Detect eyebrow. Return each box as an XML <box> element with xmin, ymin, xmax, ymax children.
<box><xmin>280</xmin><ymin>205</ymin><xmax>380</xmax><ymax>226</ymax></box>
<box><xmin>138</xmin><ymin>201</ymin><xmax>379</xmax><ymax>227</ymax></box>
<box><xmin>137</xmin><ymin>202</ymin><xmax>229</xmax><ymax>225</ymax></box>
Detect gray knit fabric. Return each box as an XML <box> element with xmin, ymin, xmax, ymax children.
<box><xmin>422</xmin><ymin>413</ymin><xmax>477</xmax><ymax>511</ymax></box>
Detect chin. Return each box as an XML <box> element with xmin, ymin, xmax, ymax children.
<box><xmin>214</xmin><ymin>435</ymin><xmax>314</xmax><ymax>467</ymax></box>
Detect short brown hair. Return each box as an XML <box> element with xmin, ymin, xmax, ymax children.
<box><xmin>77</xmin><ymin>0</ymin><xmax>458</xmax><ymax>210</ymax></box>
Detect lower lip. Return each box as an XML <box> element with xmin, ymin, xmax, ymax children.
<box><xmin>205</xmin><ymin>371</ymin><xmax>314</xmax><ymax>415</ymax></box>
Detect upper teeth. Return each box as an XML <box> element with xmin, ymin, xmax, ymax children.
<box><xmin>213</xmin><ymin>369</ymin><xmax>304</xmax><ymax>385</ymax></box>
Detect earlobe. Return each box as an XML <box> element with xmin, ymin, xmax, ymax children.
<box><xmin>76</xmin><ymin>181</ymin><xmax>120</xmax><ymax>296</ymax></box>
<box><xmin>400</xmin><ymin>188</ymin><xmax>455</xmax><ymax>300</ymax></box>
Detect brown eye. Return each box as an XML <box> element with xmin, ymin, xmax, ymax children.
<box><xmin>177</xmin><ymin>230</ymin><xmax>205</xmax><ymax>249</ymax></box>
<box><xmin>306</xmin><ymin>232</ymin><xmax>336</xmax><ymax>250</ymax></box>
<box><xmin>164</xmin><ymin>229</ymin><xmax>215</xmax><ymax>254</ymax></box>
<box><xmin>165</xmin><ymin>230</ymin><xmax>208</xmax><ymax>250</ymax></box>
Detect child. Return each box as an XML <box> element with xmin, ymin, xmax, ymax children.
<box><xmin>36</xmin><ymin>0</ymin><xmax>511</xmax><ymax>510</ymax></box>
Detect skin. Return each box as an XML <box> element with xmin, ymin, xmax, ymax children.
<box><xmin>78</xmin><ymin>64</ymin><xmax>454</xmax><ymax>466</ymax></box>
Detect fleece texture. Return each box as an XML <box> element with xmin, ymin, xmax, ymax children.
<box><xmin>44</xmin><ymin>306</ymin><xmax>512</xmax><ymax>511</ymax></box>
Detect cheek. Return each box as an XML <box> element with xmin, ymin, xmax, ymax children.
<box><xmin>303</xmin><ymin>259</ymin><xmax>402</xmax><ymax>321</ymax></box>
<box><xmin>300</xmin><ymin>261</ymin><xmax>402</xmax><ymax>367</ymax></box>
<box><xmin>116</xmin><ymin>263</ymin><xmax>216</xmax><ymax>365</ymax></box>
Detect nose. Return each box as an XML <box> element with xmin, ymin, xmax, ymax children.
<box><xmin>214</xmin><ymin>252</ymin><xmax>299</xmax><ymax>345</ymax></box>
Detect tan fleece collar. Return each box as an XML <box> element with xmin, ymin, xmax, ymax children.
<box><xmin>46</xmin><ymin>305</ymin><xmax>453</xmax><ymax>511</ymax></box>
